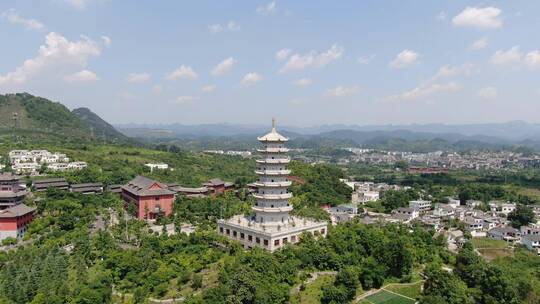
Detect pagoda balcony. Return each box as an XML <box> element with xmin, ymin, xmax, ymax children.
<box><xmin>252</xmin><ymin>181</ymin><xmax>292</xmax><ymax>188</ymax></box>
<box><xmin>255</xmin><ymin>169</ymin><xmax>291</xmax><ymax>176</ymax></box>
<box><xmin>251</xmin><ymin>205</ymin><xmax>293</xmax><ymax>213</ymax></box>
<box><xmin>256</xmin><ymin>158</ymin><xmax>290</xmax><ymax>164</ymax></box>
<box><xmin>257</xmin><ymin>148</ymin><xmax>289</xmax><ymax>153</ymax></box>
<box><xmin>253</xmin><ymin>193</ymin><xmax>293</xmax><ymax>200</ymax></box>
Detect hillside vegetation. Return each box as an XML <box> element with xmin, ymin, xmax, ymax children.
<box><xmin>0</xmin><ymin>93</ymin><xmax>133</xmax><ymax>144</ymax></box>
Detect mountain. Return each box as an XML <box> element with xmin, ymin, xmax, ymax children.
<box><xmin>0</xmin><ymin>93</ymin><xmax>133</xmax><ymax>144</ymax></box>
<box><xmin>72</xmin><ymin>107</ymin><xmax>133</xmax><ymax>144</ymax></box>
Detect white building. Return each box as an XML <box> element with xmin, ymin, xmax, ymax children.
<box><xmin>217</xmin><ymin>120</ymin><xmax>327</xmax><ymax>252</ymax></box>
<box><xmin>409</xmin><ymin>200</ymin><xmax>432</xmax><ymax>213</ymax></box>
<box><xmin>145</xmin><ymin>163</ymin><xmax>169</xmax><ymax>172</ymax></box>
<box><xmin>12</xmin><ymin>162</ymin><xmax>40</xmax><ymax>174</ymax></box>
<box><xmin>521</xmin><ymin>235</ymin><xmax>540</xmax><ymax>255</ymax></box>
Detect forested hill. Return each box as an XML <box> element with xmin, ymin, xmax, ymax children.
<box><xmin>0</xmin><ymin>93</ymin><xmax>133</xmax><ymax>144</ymax></box>
<box><xmin>72</xmin><ymin>107</ymin><xmax>134</xmax><ymax>144</ymax></box>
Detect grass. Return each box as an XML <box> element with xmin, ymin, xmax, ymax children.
<box><xmin>289</xmin><ymin>274</ymin><xmax>336</xmax><ymax>304</ymax></box>
<box><xmin>384</xmin><ymin>282</ymin><xmax>423</xmax><ymax>299</ymax></box>
<box><xmin>477</xmin><ymin>248</ymin><xmax>514</xmax><ymax>261</ymax></box>
<box><xmin>364</xmin><ymin>290</ymin><xmax>415</xmax><ymax>304</ymax></box>
<box><xmin>471</xmin><ymin>237</ymin><xmax>508</xmax><ymax>249</ymax></box>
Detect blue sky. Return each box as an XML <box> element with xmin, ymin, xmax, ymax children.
<box><xmin>0</xmin><ymin>1</ymin><xmax>539</xmax><ymax>126</ymax></box>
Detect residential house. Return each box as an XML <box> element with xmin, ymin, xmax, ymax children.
<box><xmin>488</xmin><ymin>226</ymin><xmax>521</xmax><ymax>243</ymax></box>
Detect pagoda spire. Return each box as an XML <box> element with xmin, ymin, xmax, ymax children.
<box><xmin>271</xmin><ymin>117</ymin><xmax>276</xmax><ymax>132</ymax></box>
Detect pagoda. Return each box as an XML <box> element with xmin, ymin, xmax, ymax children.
<box><xmin>217</xmin><ymin>119</ymin><xmax>327</xmax><ymax>251</ymax></box>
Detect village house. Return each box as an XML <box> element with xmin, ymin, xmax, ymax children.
<box><xmin>0</xmin><ymin>204</ymin><xmax>35</xmax><ymax>241</ymax></box>
<box><xmin>393</xmin><ymin>207</ymin><xmax>419</xmax><ymax>219</ymax></box>
<box><xmin>326</xmin><ymin>204</ymin><xmax>359</xmax><ymax>225</ymax></box>
<box><xmin>521</xmin><ymin>235</ymin><xmax>540</xmax><ymax>255</ymax></box>
<box><xmin>489</xmin><ymin>201</ymin><xmax>517</xmax><ymax>216</ymax></box>
<box><xmin>121</xmin><ymin>176</ymin><xmax>175</xmax><ymax>220</ymax></box>
<box><xmin>409</xmin><ymin>200</ymin><xmax>432</xmax><ymax>213</ymax></box>
<box><xmin>488</xmin><ymin>226</ymin><xmax>521</xmax><ymax>243</ymax></box>
<box><xmin>432</xmin><ymin>204</ymin><xmax>455</xmax><ymax>218</ymax></box>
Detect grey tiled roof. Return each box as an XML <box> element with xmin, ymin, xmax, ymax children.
<box><xmin>122</xmin><ymin>175</ymin><xmax>175</xmax><ymax>196</ymax></box>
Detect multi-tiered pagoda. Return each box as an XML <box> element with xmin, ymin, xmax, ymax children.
<box><xmin>217</xmin><ymin>119</ymin><xmax>327</xmax><ymax>251</ymax></box>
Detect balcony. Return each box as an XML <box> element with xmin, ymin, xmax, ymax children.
<box><xmin>253</xmin><ymin>193</ymin><xmax>293</xmax><ymax>200</ymax></box>
<box><xmin>255</xmin><ymin>169</ymin><xmax>291</xmax><ymax>176</ymax></box>
<box><xmin>252</xmin><ymin>181</ymin><xmax>292</xmax><ymax>188</ymax></box>
<box><xmin>256</xmin><ymin>158</ymin><xmax>290</xmax><ymax>164</ymax></box>
<box><xmin>257</xmin><ymin>148</ymin><xmax>289</xmax><ymax>153</ymax></box>
<box><xmin>251</xmin><ymin>205</ymin><xmax>293</xmax><ymax>213</ymax></box>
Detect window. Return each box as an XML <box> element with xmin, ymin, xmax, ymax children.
<box><xmin>291</xmin><ymin>235</ymin><xmax>297</xmax><ymax>242</ymax></box>
<box><xmin>282</xmin><ymin>237</ymin><xmax>288</xmax><ymax>243</ymax></box>
<box><xmin>219</xmin><ymin>227</ymin><xmax>224</xmax><ymax>233</ymax></box>
<box><xmin>248</xmin><ymin>235</ymin><xmax>253</xmax><ymax>242</ymax></box>
<box><xmin>233</xmin><ymin>231</ymin><xmax>237</xmax><ymax>237</ymax></box>
<box><xmin>256</xmin><ymin>237</ymin><xmax>260</xmax><ymax>244</ymax></box>
<box><xmin>226</xmin><ymin>229</ymin><xmax>230</xmax><ymax>235</ymax></box>
<box><xmin>264</xmin><ymin>239</ymin><xmax>269</xmax><ymax>246</ymax></box>
<box><xmin>240</xmin><ymin>233</ymin><xmax>245</xmax><ymax>239</ymax></box>
<box><xmin>321</xmin><ymin>229</ymin><xmax>326</xmax><ymax>234</ymax></box>
<box><xmin>274</xmin><ymin>239</ymin><xmax>280</xmax><ymax>246</ymax></box>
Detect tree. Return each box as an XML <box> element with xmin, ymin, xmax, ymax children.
<box><xmin>422</xmin><ymin>266</ymin><xmax>472</xmax><ymax>304</ymax></box>
<box><xmin>359</xmin><ymin>257</ymin><xmax>386</xmax><ymax>289</ymax></box>
<box><xmin>321</xmin><ymin>284</ymin><xmax>349</xmax><ymax>304</ymax></box>
<box><xmin>335</xmin><ymin>266</ymin><xmax>360</xmax><ymax>300</ymax></box>
<box><xmin>508</xmin><ymin>205</ymin><xmax>536</xmax><ymax>228</ymax></box>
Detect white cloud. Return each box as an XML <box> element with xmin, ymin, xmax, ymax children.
<box><xmin>477</xmin><ymin>86</ymin><xmax>498</xmax><ymax>99</ymax></box>
<box><xmin>280</xmin><ymin>44</ymin><xmax>344</xmax><ymax>73</ymax></box>
<box><xmin>290</xmin><ymin>98</ymin><xmax>306</xmax><ymax>105</ymax></box>
<box><xmin>452</xmin><ymin>6</ymin><xmax>502</xmax><ymax>29</ymax></box>
<box><xmin>1</xmin><ymin>9</ymin><xmax>44</xmax><ymax>31</ymax></box>
<box><xmin>525</xmin><ymin>51</ymin><xmax>540</xmax><ymax>69</ymax></box>
<box><xmin>358</xmin><ymin>54</ymin><xmax>376</xmax><ymax>64</ymax></box>
<box><xmin>275</xmin><ymin>48</ymin><xmax>292</xmax><ymax>61</ymax></box>
<box><xmin>227</xmin><ymin>20</ymin><xmax>240</xmax><ymax>31</ymax></box>
<box><xmin>490</xmin><ymin>47</ymin><xmax>540</xmax><ymax>69</ymax></box>
<box><xmin>202</xmin><ymin>85</ymin><xmax>216</xmax><ymax>92</ymax></box>
<box><xmin>173</xmin><ymin>96</ymin><xmax>200</xmax><ymax>104</ymax></box>
<box><xmin>64</xmin><ymin>69</ymin><xmax>98</xmax><ymax>83</ymax></box>
<box><xmin>325</xmin><ymin>85</ymin><xmax>359</xmax><ymax>97</ymax></box>
<box><xmin>127</xmin><ymin>73</ymin><xmax>151</xmax><ymax>83</ymax></box>
<box><xmin>385</xmin><ymin>64</ymin><xmax>471</xmax><ymax>102</ymax></box>
<box><xmin>208</xmin><ymin>20</ymin><xmax>240</xmax><ymax>34</ymax></box>
<box><xmin>256</xmin><ymin>1</ymin><xmax>277</xmax><ymax>15</ymax></box>
<box><xmin>387</xmin><ymin>82</ymin><xmax>460</xmax><ymax>102</ymax></box>
<box><xmin>292</xmin><ymin>78</ymin><xmax>312</xmax><ymax>86</ymax></box>
<box><xmin>211</xmin><ymin>57</ymin><xmax>236</xmax><ymax>75</ymax></box>
<box><xmin>470</xmin><ymin>37</ymin><xmax>488</xmax><ymax>50</ymax></box>
<box><xmin>165</xmin><ymin>65</ymin><xmax>198</xmax><ymax>80</ymax></box>
<box><xmin>61</xmin><ymin>0</ymin><xmax>95</xmax><ymax>10</ymax></box>
<box><xmin>240</xmin><ymin>73</ymin><xmax>263</xmax><ymax>86</ymax></box>
<box><xmin>208</xmin><ymin>24</ymin><xmax>224</xmax><ymax>34</ymax></box>
<box><xmin>490</xmin><ymin>46</ymin><xmax>523</xmax><ymax>65</ymax></box>
<box><xmin>436</xmin><ymin>11</ymin><xmax>446</xmax><ymax>21</ymax></box>
<box><xmin>118</xmin><ymin>90</ymin><xmax>136</xmax><ymax>101</ymax></box>
<box><xmin>389</xmin><ymin>49</ymin><xmax>420</xmax><ymax>68</ymax></box>
<box><xmin>0</xmin><ymin>32</ymin><xmax>101</xmax><ymax>88</ymax></box>
<box><xmin>101</xmin><ymin>35</ymin><xmax>112</xmax><ymax>47</ymax></box>
<box><xmin>152</xmin><ymin>84</ymin><xmax>163</xmax><ymax>95</ymax></box>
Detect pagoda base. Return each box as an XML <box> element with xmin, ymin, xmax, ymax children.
<box><xmin>217</xmin><ymin>215</ymin><xmax>327</xmax><ymax>252</ymax></box>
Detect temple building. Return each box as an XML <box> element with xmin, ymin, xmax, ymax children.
<box><xmin>217</xmin><ymin>120</ymin><xmax>327</xmax><ymax>251</ymax></box>
<box><xmin>0</xmin><ymin>173</ymin><xmax>27</xmax><ymax>209</ymax></box>
<box><xmin>0</xmin><ymin>203</ymin><xmax>35</xmax><ymax>240</ymax></box>
<box><xmin>121</xmin><ymin>176</ymin><xmax>175</xmax><ymax>219</ymax></box>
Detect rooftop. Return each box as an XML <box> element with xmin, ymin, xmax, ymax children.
<box><xmin>257</xmin><ymin>119</ymin><xmax>288</xmax><ymax>142</ymax></box>
<box><xmin>122</xmin><ymin>175</ymin><xmax>175</xmax><ymax>196</ymax></box>
<box><xmin>0</xmin><ymin>203</ymin><xmax>36</xmax><ymax>218</ymax></box>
